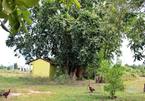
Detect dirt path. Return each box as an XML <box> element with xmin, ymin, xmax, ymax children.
<box><xmin>10</xmin><ymin>90</ymin><xmax>53</xmax><ymax>97</ymax></box>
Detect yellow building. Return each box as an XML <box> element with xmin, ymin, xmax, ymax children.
<box><xmin>27</xmin><ymin>58</ymin><xmax>56</xmax><ymax>78</ymax></box>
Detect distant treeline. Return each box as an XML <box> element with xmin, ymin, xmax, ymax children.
<box><xmin>0</xmin><ymin>63</ymin><xmax>18</xmax><ymax>70</ymax></box>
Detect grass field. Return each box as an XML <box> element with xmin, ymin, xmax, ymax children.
<box><xmin>0</xmin><ymin>70</ymin><xmax>145</xmax><ymax>101</ymax></box>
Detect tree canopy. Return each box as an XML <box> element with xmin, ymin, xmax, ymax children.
<box><xmin>6</xmin><ymin>0</ymin><xmax>145</xmax><ymax>78</ymax></box>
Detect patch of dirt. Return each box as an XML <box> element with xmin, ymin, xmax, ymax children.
<box><xmin>10</xmin><ymin>93</ymin><xmax>22</xmax><ymax>97</ymax></box>
<box><xmin>28</xmin><ymin>90</ymin><xmax>52</xmax><ymax>94</ymax></box>
<box><xmin>10</xmin><ymin>90</ymin><xmax>53</xmax><ymax>97</ymax></box>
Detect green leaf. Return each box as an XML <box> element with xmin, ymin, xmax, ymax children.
<box><xmin>21</xmin><ymin>21</ymin><xmax>28</xmax><ymax>33</ymax></box>
<box><xmin>17</xmin><ymin>9</ymin><xmax>32</xmax><ymax>25</ymax></box>
<box><xmin>47</xmin><ymin>0</ymin><xmax>55</xmax><ymax>3</ymax></box>
<box><xmin>59</xmin><ymin>0</ymin><xmax>80</xmax><ymax>9</ymax></box>
<box><xmin>22</xmin><ymin>10</ymin><xmax>32</xmax><ymax>25</ymax></box>
<box><xmin>25</xmin><ymin>18</ymin><xmax>32</xmax><ymax>25</ymax></box>
<box><xmin>22</xmin><ymin>10</ymin><xmax>30</xmax><ymax>18</ymax></box>
<box><xmin>72</xmin><ymin>0</ymin><xmax>81</xmax><ymax>8</ymax></box>
<box><xmin>2</xmin><ymin>0</ymin><xmax>13</xmax><ymax>15</ymax></box>
<box><xmin>0</xmin><ymin>12</ymin><xmax>8</xmax><ymax>18</ymax></box>
<box><xmin>16</xmin><ymin>0</ymin><xmax>39</xmax><ymax>8</ymax></box>
<box><xmin>0</xmin><ymin>0</ymin><xmax>2</xmax><ymax>11</ymax></box>
<box><xmin>9</xmin><ymin>12</ymin><xmax>20</xmax><ymax>34</ymax></box>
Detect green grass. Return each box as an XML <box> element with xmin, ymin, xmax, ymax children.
<box><xmin>0</xmin><ymin>70</ymin><xmax>145</xmax><ymax>101</ymax></box>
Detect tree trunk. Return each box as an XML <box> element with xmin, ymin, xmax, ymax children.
<box><xmin>67</xmin><ymin>65</ymin><xmax>76</xmax><ymax>80</ymax></box>
<box><xmin>110</xmin><ymin>90</ymin><xmax>116</xmax><ymax>99</ymax></box>
<box><xmin>76</xmin><ymin>67</ymin><xmax>84</xmax><ymax>80</ymax></box>
<box><xmin>68</xmin><ymin>67</ymin><xmax>84</xmax><ymax>80</ymax></box>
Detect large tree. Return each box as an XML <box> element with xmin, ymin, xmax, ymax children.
<box><xmin>6</xmin><ymin>0</ymin><xmax>145</xmax><ymax>78</ymax></box>
<box><xmin>6</xmin><ymin>1</ymin><xmax>101</xmax><ymax>78</ymax></box>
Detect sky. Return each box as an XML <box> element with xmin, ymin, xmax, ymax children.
<box><xmin>0</xmin><ymin>28</ymin><xmax>26</xmax><ymax>67</ymax></box>
<box><xmin>0</xmin><ymin>28</ymin><xmax>144</xmax><ymax>67</ymax></box>
<box><xmin>119</xmin><ymin>38</ymin><xmax>143</xmax><ymax>65</ymax></box>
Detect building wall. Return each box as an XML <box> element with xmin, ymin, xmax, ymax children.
<box><xmin>31</xmin><ymin>59</ymin><xmax>50</xmax><ymax>77</ymax></box>
<box><xmin>49</xmin><ymin>64</ymin><xmax>56</xmax><ymax>78</ymax></box>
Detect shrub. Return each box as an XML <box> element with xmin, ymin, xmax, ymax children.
<box><xmin>104</xmin><ymin>64</ymin><xmax>124</xmax><ymax>99</ymax></box>
<box><xmin>54</xmin><ymin>74</ymin><xmax>71</xmax><ymax>84</ymax></box>
<box><xmin>122</xmin><ymin>72</ymin><xmax>138</xmax><ymax>81</ymax></box>
<box><xmin>86</xmin><ymin>66</ymin><xmax>96</xmax><ymax>79</ymax></box>
<box><xmin>98</xmin><ymin>60</ymin><xmax>124</xmax><ymax>99</ymax></box>
<box><xmin>122</xmin><ymin>68</ymin><xmax>138</xmax><ymax>81</ymax></box>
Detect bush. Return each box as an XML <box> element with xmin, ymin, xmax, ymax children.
<box><xmin>98</xmin><ymin>60</ymin><xmax>124</xmax><ymax>99</ymax></box>
<box><xmin>138</xmin><ymin>67</ymin><xmax>145</xmax><ymax>77</ymax></box>
<box><xmin>122</xmin><ymin>69</ymin><xmax>138</xmax><ymax>81</ymax></box>
<box><xmin>124</xmin><ymin>65</ymin><xmax>145</xmax><ymax>77</ymax></box>
<box><xmin>54</xmin><ymin>74</ymin><xmax>71</xmax><ymax>84</ymax></box>
<box><xmin>85</xmin><ymin>66</ymin><xmax>96</xmax><ymax>79</ymax></box>
<box><xmin>104</xmin><ymin>64</ymin><xmax>124</xmax><ymax>99</ymax></box>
